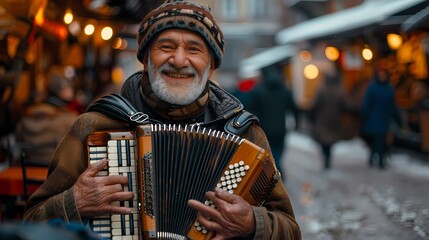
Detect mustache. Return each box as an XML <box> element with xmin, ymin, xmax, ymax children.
<box><xmin>159</xmin><ymin>63</ymin><xmax>197</xmax><ymax>76</ymax></box>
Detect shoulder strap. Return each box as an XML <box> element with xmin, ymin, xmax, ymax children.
<box><xmin>224</xmin><ymin>110</ymin><xmax>259</xmax><ymax>136</ymax></box>
<box><xmin>89</xmin><ymin>94</ymin><xmax>259</xmax><ymax>134</ymax></box>
<box><xmin>87</xmin><ymin>94</ymin><xmax>150</xmax><ymax>126</ymax></box>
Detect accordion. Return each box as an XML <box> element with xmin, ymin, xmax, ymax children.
<box><xmin>86</xmin><ymin>124</ymin><xmax>279</xmax><ymax>240</ymax></box>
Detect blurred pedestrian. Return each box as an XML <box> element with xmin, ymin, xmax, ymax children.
<box><xmin>15</xmin><ymin>65</ymin><xmax>79</xmax><ymax>165</ymax></box>
<box><xmin>92</xmin><ymin>66</ymin><xmax>122</xmax><ymax>99</ymax></box>
<box><xmin>309</xmin><ymin>73</ymin><xmax>355</xmax><ymax>169</ymax></box>
<box><xmin>361</xmin><ymin>59</ymin><xmax>402</xmax><ymax>169</ymax></box>
<box><xmin>249</xmin><ymin>66</ymin><xmax>298</xmax><ymax>180</ymax></box>
<box><xmin>232</xmin><ymin>77</ymin><xmax>259</xmax><ymax>110</ymax></box>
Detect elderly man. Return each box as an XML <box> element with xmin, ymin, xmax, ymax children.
<box><xmin>24</xmin><ymin>1</ymin><xmax>301</xmax><ymax>239</ymax></box>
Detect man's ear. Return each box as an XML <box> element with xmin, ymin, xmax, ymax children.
<box><xmin>142</xmin><ymin>53</ymin><xmax>149</xmax><ymax>67</ymax></box>
<box><xmin>142</xmin><ymin>53</ymin><xmax>149</xmax><ymax>72</ymax></box>
<box><xmin>207</xmin><ymin>57</ymin><xmax>216</xmax><ymax>77</ymax></box>
<box><xmin>210</xmin><ymin>57</ymin><xmax>215</xmax><ymax>71</ymax></box>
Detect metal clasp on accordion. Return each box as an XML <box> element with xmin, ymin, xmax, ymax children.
<box><xmin>130</xmin><ymin>112</ymin><xmax>149</xmax><ymax>123</ymax></box>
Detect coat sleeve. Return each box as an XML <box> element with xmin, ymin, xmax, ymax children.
<box><xmin>241</xmin><ymin>124</ymin><xmax>302</xmax><ymax>240</ymax></box>
<box><xmin>23</xmin><ymin>112</ymin><xmax>127</xmax><ymax>222</ymax></box>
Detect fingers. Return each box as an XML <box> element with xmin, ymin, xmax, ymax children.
<box><xmin>104</xmin><ymin>192</ymin><xmax>134</xmax><ymax>215</ymax></box>
<box><xmin>104</xmin><ymin>190</ymin><xmax>134</xmax><ymax>203</ymax></box>
<box><xmin>188</xmin><ymin>199</ymin><xmax>220</xmax><ymax>217</ymax></box>
<box><xmin>75</xmin><ymin>181</ymin><xmax>134</xmax><ymax>217</ymax></box>
<box><xmin>195</xmin><ymin>212</ymin><xmax>222</xmax><ymax>232</ymax></box>
<box><xmin>214</xmin><ymin>187</ymin><xmax>237</xmax><ymax>202</ymax></box>
<box><xmin>86</xmin><ymin>159</ymin><xmax>108</xmax><ymax>177</ymax></box>
<box><xmin>203</xmin><ymin>188</ymin><xmax>242</xmax><ymax>216</ymax></box>
<box><xmin>210</xmin><ymin>188</ymin><xmax>240</xmax><ymax>209</ymax></box>
<box><xmin>106</xmin><ymin>205</ymin><xmax>133</xmax><ymax>215</ymax></box>
<box><xmin>188</xmin><ymin>199</ymin><xmax>222</xmax><ymax>230</ymax></box>
<box><xmin>75</xmin><ymin>159</ymin><xmax>134</xmax><ymax>217</ymax></box>
<box><xmin>104</xmin><ymin>174</ymin><xmax>130</xmax><ymax>185</ymax></box>
<box><xmin>94</xmin><ymin>158</ymin><xmax>108</xmax><ymax>171</ymax></box>
<box><xmin>87</xmin><ymin>159</ymin><xmax>129</xmax><ymax>185</ymax></box>
<box><xmin>80</xmin><ymin>172</ymin><xmax>129</xmax><ymax>189</ymax></box>
<box><xmin>188</xmin><ymin>189</ymin><xmax>236</xmax><ymax>221</ymax></box>
<box><xmin>188</xmin><ymin>188</ymin><xmax>256</xmax><ymax>239</ymax></box>
<box><xmin>211</xmin><ymin>234</ymin><xmax>225</xmax><ymax>240</ymax></box>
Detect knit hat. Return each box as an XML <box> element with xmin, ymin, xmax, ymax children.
<box><xmin>137</xmin><ymin>0</ymin><xmax>224</xmax><ymax>69</ymax></box>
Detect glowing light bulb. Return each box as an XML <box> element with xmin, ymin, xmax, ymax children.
<box><xmin>299</xmin><ymin>50</ymin><xmax>312</xmax><ymax>62</ymax></box>
<box><xmin>303</xmin><ymin>64</ymin><xmax>319</xmax><ymax>80</ymax></box>
<box><xmin>362</xmin><ymin>48</ymin><xmax>373</xmax><ymax>61</ymax></box>
<box><xmin>84</xmin><ymin>24</ymin><xmax>95</xmax><ymax>36</ymax></box>
<box><xmin>101</xmin><ymin>26</ymin><xmax>113</xmax><ymax>40</ymax></box>
<box><xmin>387</xmin><ymin>33</ymin><xmax>403</xmax><ymax>50</ymax></box>
<box><xmin>64</xmin><ymin>8</ymin><xmax>73</xmax><ymax>24</ymax></box>
<box><xmin>325</xmin><ymin>46</ymin><xmax>339</xmax><ymax>61</ymax></box>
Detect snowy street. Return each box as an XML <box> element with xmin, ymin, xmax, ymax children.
<box><xmin>283</xmin><ymin>131</ymin><xmax>429</xmax><ymax>240</ymax></box>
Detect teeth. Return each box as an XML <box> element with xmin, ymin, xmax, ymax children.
<box><xmin>166</xmin><ymin>73</ymin><xmax>191</xmax><ymax>78</ymax></box>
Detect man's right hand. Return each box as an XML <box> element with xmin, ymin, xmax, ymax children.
<box><xmin>73</xmin><ymin>159</ymin><xmax>134</xmax><ymax>217</ymax></box>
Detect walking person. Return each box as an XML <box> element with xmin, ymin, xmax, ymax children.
<box><xmin>361</xmin><ymin>58</ymin><xmax>402</xmax><ymax>169</ymax></box>
<box><xmin>249</xmin><ymin>66</ymin><xmax>298</xmax><ymax>180</ymax></box>
<box><xmin>15</xmin><ymin>65</ymin><xmax>79</xmax><ymax>165</ymax></box>
<box><xmin>309</xmin><ymin>73</ymin><xmax>355</xmax><ymax>169</ymax></box>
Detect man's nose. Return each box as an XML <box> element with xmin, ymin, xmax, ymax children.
<box><xmin>168</xmin><ymin>48</ymin><xmax>190</xmax><ymax>69</ymax></box>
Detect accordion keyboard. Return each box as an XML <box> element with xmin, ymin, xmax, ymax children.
<box><xmin>89</xmin><ymin>139</ymin><xmax>140</xmax><ymax>240</ymax></box>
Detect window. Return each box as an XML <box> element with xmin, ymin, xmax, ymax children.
<box><xmin>250</xmin><ymin>0</ymin><xmax>267</xmax><ymax>19</ymax></box>
<box><xmin>221</xmin><ymin>0</ymin><xmax>240</xmax><ymax>21</ymax></box>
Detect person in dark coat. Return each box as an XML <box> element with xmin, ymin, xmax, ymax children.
<box><xmin>249</xmin><ymin>66</ymin><xmax>298</xmax><ymax>179</ymax></box>
<box><xmin>309</xmin><ymin>73</ymin><xmax>354</xmax><ymax>169</ymax></box>
<box><xmin>361</xmin><ymin>59</ymin><xmax>402</xmax><ymax>169</ymax></box>
<box><xmin>15</xmin><ymin>65</ymin><xmax>79</xmax><ymax>165</ymax></box>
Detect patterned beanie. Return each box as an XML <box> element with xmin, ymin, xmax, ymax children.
<box><xmin>137</xmin><ymin>0</ymin><xmax>224</xmax><ymax>69</ymax></box>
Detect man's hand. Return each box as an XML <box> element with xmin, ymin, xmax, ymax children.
<box><xmin>188</xmin><ymin>188</ymin><xmax>256</xmax><ymax>240</ymax></box>
<box><xmin>73</xmin><ymin>159</ymin><xmax>134</xmax><ymax>217</ymax></box>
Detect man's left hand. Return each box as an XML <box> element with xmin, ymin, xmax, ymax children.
<box><xmin>188</xmin><ymin>187</ymin><xmax>256</xmax><ymax>240</ymax></box>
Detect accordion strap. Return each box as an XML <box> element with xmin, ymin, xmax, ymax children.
<box><xmin>88</xmin><ymin>94</ymin><xmax>259</xmax><ymax>135</ymax></box>
<box><xmin>87</xmin><ymin>93</ymin><xmax>150</xmax><ymax>126</ymax></box>
<box><xmin>224</xmin><ymin>110</ymin><xmax>259</xmax><ymax>136</ymax></box>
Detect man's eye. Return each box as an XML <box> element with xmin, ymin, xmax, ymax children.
<box><xmin>160</xmin><ymin>45</ymin><xmax>174</xmax><ymax>50</ymax></box>
<box><xmin>188</xmin><ymin>47</ymin><xmax>201</xmax><ymax>52</ymax></box>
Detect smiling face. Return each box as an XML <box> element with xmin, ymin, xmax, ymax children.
<box><xmin>145</xmin><ymin>29</ymin><xmax>215</xmax><ymax>105</ymax></box>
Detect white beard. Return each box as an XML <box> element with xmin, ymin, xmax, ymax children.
<box><xmin>147</xmin><ymin>57</ymin><xmax>210</xmax><ymax>106</ymax></box>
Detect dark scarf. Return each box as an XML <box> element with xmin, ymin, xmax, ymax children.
<box><xmin>139</xmin><ymin>72</ymin><xmax>209</xmax><ymax>123</ymax></box>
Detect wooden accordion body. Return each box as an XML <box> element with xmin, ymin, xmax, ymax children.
<box><xmin>86</xmin><ymin>124</ymin><xmax>279</xmax><ymax>240</ymax></box>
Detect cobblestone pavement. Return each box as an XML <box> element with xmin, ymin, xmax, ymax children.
<box><xmin>282</xmin><ymin>131</ymin><xmax>429</xmax><ymax>240</ymax></box>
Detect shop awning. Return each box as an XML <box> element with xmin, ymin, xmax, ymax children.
<box><xmin>238</xmin><ymin>45</ymin><xmax>296</xmax><ymax>79</ymax></box>
<box><xmin>275</xmin><ymin>0</ymin><xmax>427</xmax><ymax>45</ymax></box>
<box><xmin>402</xmin><ymin>6</ymin><xmax>429</xmax><ymax>32</ymax></box>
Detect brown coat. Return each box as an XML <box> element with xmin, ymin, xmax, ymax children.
<box><xmin>24</xmin><ymin>111</ymin><xmax>301</xmax><ymax>240</ymax></box>
<box><xmin>310</xmin><ymin>80</ymin><xmax>355</xmax><ymax>145</ymax></box>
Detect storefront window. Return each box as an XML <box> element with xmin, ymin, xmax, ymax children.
<box><xmin>250</xmin><ymin>0</ymin><xmax>266</xmax><ymax>19</ymax></box>
<box><xmin>221</xmin><ymin>0</ymin><xmax>239</xmax><ymax>21</ymax></box>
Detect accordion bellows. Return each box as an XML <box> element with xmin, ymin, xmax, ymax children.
<box><xmin>87</xmin><ymin>124</ymin><xmax>279</xmax><ymax>240</ymax></box>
